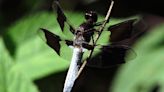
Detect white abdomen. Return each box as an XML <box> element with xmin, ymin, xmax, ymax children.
<box><xmin>63</xmin><ymin>47</ymin><xmax>83</xmax><ymax>92</ymax></box>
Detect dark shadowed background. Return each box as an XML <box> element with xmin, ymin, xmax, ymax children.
<box><xmin>1</xmin><ymin>0</ymin><xmax>164</xmax><ymax>92</ymax></box>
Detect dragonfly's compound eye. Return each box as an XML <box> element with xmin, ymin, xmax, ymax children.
<box><xmin>85</xmin><ymin>11</ymin><xmax>98</xmax><ymax>22</ymax></box>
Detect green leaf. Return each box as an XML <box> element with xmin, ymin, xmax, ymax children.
<box><xmin>4</xmin><ymin>11</ymin><xmax>140</xmax><ymax>81</ymax></box>
<box><xmin>112</xmin><ymin>24</ymin><xmax>164</xmax><ymax>92</ymax></box>
<box><xmin>60</xmin><ymin>41</ymin><xmax>73</xmax><ymax>61</ymax></box>
<box><xmin>14</xmin><ymin>36</ymin><xmax>69</xmax><ymax>80</ymax></box>
<box><xmin>0</xmin><ymin>38</ymin><xmax>38</xmax><ymax>92</ymax></box>
<box><xmin>3</xmin><ymin>12</ymin><xmax>71</xmax><ymax>80</ymax></box>
<box><xmin>0</xmin><ymin>38</ymin><xmax>13</xmax><ymax>92</ymax></box>
<box><xmin>96</xmin><ymin>30</ymin><xmax>111</xmax><ymax>45</ymax></box>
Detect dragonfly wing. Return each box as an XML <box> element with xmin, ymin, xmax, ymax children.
<box><xmin>65</xmin><ymin>40</ymin><xmax>73</xmax><ymax>46</ymax></box>
<box><xmin>86</xmin><ymin>45</ymin><xmax>136</xmax><ymax>68</ymax></box>
<box><xmin>39</xmin><ymin>28</ymin><xmax>73</xmax><ymax>55</ymax></box>
<box><xmin>52</xmin><ymin>0</ymin><xmax>75</xmax><ymax>34</ymax></box>
<box><xmin>82</xmin><ymin>43</ymin><xmax>94</xmax><ymax>50</ymax></box>
<box><xmin>108</xmin><ymin>19</ymin><xmax>137</xmax><ymax>43</ymax></box>
<box><xmin>39</xmin><ymin>28</ymin><xmax>61</xmax><ymax>54</ymax></box>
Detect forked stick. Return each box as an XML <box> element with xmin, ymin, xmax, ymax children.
<box><xmin>77</xmin><ymin>0</ymin><xmax>114</xmax><ymax>77</ymax></box>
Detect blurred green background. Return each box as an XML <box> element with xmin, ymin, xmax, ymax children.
<box><xmin>0</xmin><ymin>0</ymin><xmax>164</xmax><ymax>92</ymax></box>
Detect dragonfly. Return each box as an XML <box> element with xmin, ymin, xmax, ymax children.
<box><xmin>38</xmin><ymin>0</ymin><xmax>137</xmax><ymax>92</ymax></box>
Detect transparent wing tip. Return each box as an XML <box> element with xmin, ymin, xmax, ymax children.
<box><xmin>38</xmin><ymin>28</ymin><xmax>47</xmax><ymax>42</ymax></box>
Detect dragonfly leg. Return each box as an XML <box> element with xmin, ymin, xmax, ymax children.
<box><xmin>93</xmin><ymin>20</ymin><xmax>106</xmax><ymax>26</ymax></box>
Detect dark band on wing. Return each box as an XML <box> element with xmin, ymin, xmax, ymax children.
<box><xmin>82</xmin><ymin>43</ymin><xmax>94</xmax><ymax>50</ymax></box>
<box><xmin>65</xmin><ymin>40</ymin><xmax>73</xmax><ymax>46</ymax></box>
<box><xmin>52</xmin><ymin>0</ymin><xmax>75</xmax><ymax>33</ymax></box>
<box><xmin>108</xmin><ymin>19</ymin><xmax>137</xmax><ymax>43</ymax></box>
<box><xmin>53</xmin><ymin>0</ymin><xmax>66</xmax><ymax>31</ymax></box>
<box><xmin>40</xmin><ymin>28</ymin><xmax>61</xmax><ymax>55</ymax></box>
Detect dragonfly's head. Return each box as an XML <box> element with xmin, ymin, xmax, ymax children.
<box><xmin>85</xmin><ymin>11</ymin><xmax>98</xmax><ymax>23</ymax></box>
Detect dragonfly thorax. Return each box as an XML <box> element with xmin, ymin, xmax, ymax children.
<box><xmin>74</xmin><ymin>21</ymin><xmax>95</xmax><ymax>44</ymax></box>
<box><xmin>74</xmin><ymin>23</ymin><xmax>94</xmax><ymax>48</ymax></box>
<box><xmin>73</xmin><ymin>30</ymin><xmax>85</xmax><ymax>48</ymax></box>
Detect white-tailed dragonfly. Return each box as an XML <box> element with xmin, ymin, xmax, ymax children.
<box><xmin>38</xmin><ymin>0</ymin><xmax>137</xmax><ymax>92</ymax></box>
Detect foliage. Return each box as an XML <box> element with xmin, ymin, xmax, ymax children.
<box><xmin>112</xmin><ymin>24</ymin><xmax>164</xmax><ymax>92</ymax></box>
<box><xmin>0</xmin><ymin>38</ymin><xmax>38</xmax><ymax>92</ymax></box>
<box><xmin>0</xmin><ymin>11</ymin><xmax>139</xmax><ymax>92</ymax></box>
<box><xmin>3</xmin><ymin>12</ymin><xmax>71</xmax><ymax>81</ymax></box>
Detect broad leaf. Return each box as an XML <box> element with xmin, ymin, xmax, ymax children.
<box><xmin>3</xmin><ymin>12</ymin><xmax>77</xmax><ymax>80</ymax></box>
<box><xmin>0</xmin><ymin>38</ymin><xmax>38</xmax><ymax>92</ymax></box>
<box><xmin>3</xmin><ymin>11</ymin><xmax>140</xmax><ymax>81</ymax></box>
<box><xmin>14</xmin><ymin>36</ymin><xmax>69</xmax><ymax>80</ymax></box>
